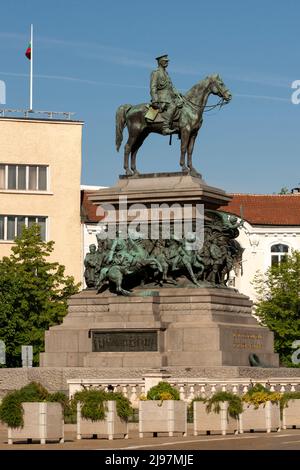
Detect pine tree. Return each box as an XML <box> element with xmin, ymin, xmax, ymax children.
<box><xmin>253</xmin><ymin>251</ymin><xmax>300</xmax><ymax>366</ymax></box>
<box><xmin>0</xmin><ymin>225</ymin><xmax>80</xmax><ymax>366</ymax></box>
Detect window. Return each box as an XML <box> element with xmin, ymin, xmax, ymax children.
<box><xmin>0</xmin><ymin>165</ymin><xmax>5</xmax><ymax>188</ymax></box>
<box><xmin>0</xmin><ymin>164</ymin><xmax>48</xmax><ymax>191</ymax></box>
<box><xmin>271</xmin><ymin>243</ymin><xmax>289</xmax><ymax>266</ymax></box>
<box><xmin>7</xmin><ymin>165</ymin><xmax>16</xmax><ymax>189</ymax></box>
<box><xmin>0</xmin><ymin>216</ymin><xmax>4</xmax><ymax>239</ymax></box>
<box><xmin>0</xmin><ymin>216</ymin><xmax>47</xmax><ymax>241</ymax></box>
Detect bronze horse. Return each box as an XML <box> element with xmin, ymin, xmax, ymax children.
<box><xmin>116</xmin><ymin>74</ymin><xmax>232</xmax><ymax>176</ymax></box>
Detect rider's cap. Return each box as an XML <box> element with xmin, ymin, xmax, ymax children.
<box><xmin>155</xmin><ymin>54</ymin><xmax>169</xmax><ymax>62</ymax></box>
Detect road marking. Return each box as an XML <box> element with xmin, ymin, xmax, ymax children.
<box><xmin>281</xmin><ymin>440</ymin><xmax>300</xmax><ymax>444</ymax></box>
<box><xmin>116</xmin><ymin>435</ymin><xmax>260</xmax><ymax>450</ymax></box>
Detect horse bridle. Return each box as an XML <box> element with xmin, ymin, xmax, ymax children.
<box><xmin>182</xmin><ymin>80</ymin><xmax>230</xmax><ymax>113</ymax></box>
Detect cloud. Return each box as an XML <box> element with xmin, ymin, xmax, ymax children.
<box><xmin>0</xmin><ymin>71</ymin><xmax>146</xmax><ymax>89</ymax></box>
<box><xmin>0</xmin><ymin>31</ymin><xmax>294</xmax><ymax>91</ymax></box>
<box><xmin>235</xmin><ymin>93</ymin><xmax>289</xmax><ymax>102</ymax></box>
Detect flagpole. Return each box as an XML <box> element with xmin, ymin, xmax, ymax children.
<box><xmin>29</xmin><ymin>24</ymin><xmax>33</xmax><ymax>111</ymax></box>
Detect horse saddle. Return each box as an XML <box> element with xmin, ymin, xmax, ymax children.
<box><xmin>144</xmin><ymin>105</ymin><xmax>164</xmax><ymax>123</ymax></box>
<box><xmin>144</xmin><ymin>105</ymin><xmax>180</xmax><ymax>124</ymax></box>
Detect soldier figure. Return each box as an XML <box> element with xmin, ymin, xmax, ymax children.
<box><xmin>150</xmin><ymin>54</ymin><xmax>183</xmax><ymax>135</ymax></box>
<box><xmin>84</xmin><ymin>244</ymin><xmax>102</xmax><ymax>288</ymax></box>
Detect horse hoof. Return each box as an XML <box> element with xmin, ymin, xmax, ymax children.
<box><xmin>131</xmin><ymin>170</ymin><xmax>140</xmax><ymax>177</ymax></box>
<box><xmin>125</xmin><ymin>169</ymin><xmax>133</xmax><ymax>177</ymax></box>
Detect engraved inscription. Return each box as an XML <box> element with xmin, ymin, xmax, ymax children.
<box><xmin>232</xmin><ymin>331</ymin><xmax>263</xmax><ymax>350</ymax></box>
<box><xmin>92</xmin><ymin>331</ymin><xmax>158</xmax><ymax>352</ymax></box>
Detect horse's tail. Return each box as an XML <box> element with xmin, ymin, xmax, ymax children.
<box><xmin>115</xmin><ymin>104</ymin><xmax>131</xmax><ymax>152</ymax></box>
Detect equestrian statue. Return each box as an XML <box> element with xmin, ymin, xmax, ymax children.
<box><xmin>116</xmin><ymin>54</ymin><xmax>232</xmax><ymax>177</ymax></box>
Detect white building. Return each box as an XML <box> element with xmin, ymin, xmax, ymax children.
<box><xmin>221</xmin><ymin>192</ymin><xmax>300</xmax><ymax>300</ymax></box>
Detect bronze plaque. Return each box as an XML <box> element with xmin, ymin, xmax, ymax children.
<box><xmin>92</xmin><ymin>330</ymin><xmax>158</xmax><ymax>352</ymax></box>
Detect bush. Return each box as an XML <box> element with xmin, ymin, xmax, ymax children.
<box><xmin>0</xmin><ymin>382</ymin><xmax>69</xmax><ymax>428</ymax></box>
<box><xmin>146</xmin><ymin>381</ymin><xmax>180</xmax><ymax>401</ymax></box>
<box><xmin>205</xmin><ymin>392</ymin><xmax>243</xmax><ymax>419</ymax></box>
<box><xmin>190</xmin><ymin>392</ymin><xmax>242</xmax><ymax>419</ymax></box>
<box><xmin>242</xmin><ymin>383</ymin><xmax>282</xmax><ymax>409</ymax></box>
<box><xmin>280</xmin><ymin>391</ymin><xmax>300</xmax><ymax>409</ymax></box>
<box><xmin>71</xmin><ymin>389</ymin><xmax>133</xmax><ymax>422</ymax></box>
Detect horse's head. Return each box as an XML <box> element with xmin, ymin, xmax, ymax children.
<box><xmin>209</xmin><ymin>74</ymin><xmax>232</xmax><ymax>103</ymax></box>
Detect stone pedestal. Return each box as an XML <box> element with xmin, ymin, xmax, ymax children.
<box><xmin>88</xmin><ymin>172</ymin><xmax>231</xmax><ymax>211</ymax></box>
<box><xmin>41</xmin><ymin>172</ymin><xmax>279</xmax><ymax>370</ymax></box>
<box><xmin>40</xmin><ymin>287</ymin><xmax>279</xmax><ymax>368</ymax></box>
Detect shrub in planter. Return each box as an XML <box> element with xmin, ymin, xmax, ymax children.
<box><xmin>0</xmin><ymin>382</ymin><xmax>69</xmax><ymax>428</ymax></box>
<box><xmin>0</xmin><ymin>382</ymin><xmax>65</xmax><ymax>444</ymax></box>
<box><xmin>205</xmin><ymin>392</ymin><xmax>243</xmax><ymax>419</ymax></box>
<box><xmin>139</xmin><ymin>382</ymin><xmax>186</xmax><ymax>438</ymax></box>
<box><xmin>192</xmin><ymin>392</ymin><xmax>242</xmax><ymax>436</ymax></box>
<box><xmin>280</xmin><ymin>392</ymin><xmax>300</xmax><ymax>429</ymax></box>
<box><xmin>72</xmin><ymin>389</ymin><xmax>133</xmax><ymax>440</ymax></box>
<box><xmin>240</xmin><ymin>383</ymin><xmax>281</xmax><ymax>433</ymax></box>
<box><xmin>146</xmin><ymin>381</ymin><xmax>180</xmax><ymax>401</ymax></box>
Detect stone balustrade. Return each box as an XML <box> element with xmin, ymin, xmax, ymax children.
<box><xmin>68</xmin><ymin>379</ymin><xmax>145</xmax><ymax>407</ymax></box>
<box><xmin>67</xmin><ymin>376</ymin><xmax>300</xmax><ymax>405</ymax></box>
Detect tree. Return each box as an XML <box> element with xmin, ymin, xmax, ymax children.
<box><xmin>277</xmin><ymin>187</ymin><xmax>289</xmax><ymax>195</ymax></box>
<box><xmin>253</xmin><ymin>251</ymin><xmax>300</xmax><ymax>366</ymax></box>
<box><xmin>0</xmin><ymin>225</ymin><xmax>80</xmax><ymax>367</ymax></box>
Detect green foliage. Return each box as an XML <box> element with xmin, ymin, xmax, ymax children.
<box><xmin>280</xmin><ymin>391</ymin><xmax>300</xmax><ymax>409</ymax></box>
<box><xmin>190</xmin><ymin>392</ymin><xmax>242</xmax><ymax>419</ymax></box>
<box><xmin>0</xmin><ymin>393</ymin><xmax>24</xmax><ymax>428</ymax></box>
<box><xmin>47</xmin><ymin>391</ymin><xmax>72</xmax><ymax>418</ymax></box>
<box><xmin>105</xmin><ymin>391</ymin><xmax>134</xmax><ymax>421</ymax></box>
<box><xmin>253</xmin><ymin>250</ymin><xmax>300</xmax><ymax>366</ymax></box>
<box><xmin>205</xmin><ymin>392</ymin><xmax>243</xmax><ymax>419</ymax></box>
<box><xmin>72</xmin><ymin>389</ymin><xmax>106</xmax><ymax>421</ymax></box>
<box><xmin>72</xmin><ymin>389</ymin><xmax>133</xmax><ymax>422</ymax></box>
<box><xmin>242</xmin><ymin>383</ymin><xmax>282</xmax><ymax>409</ymax></box>
<box><xmin>146</xmin><ymin>381</ymin><xmax>180</xmax><ymax>401</ymax></box>
<box><xmin>0</xmin><ymin>225</ymin><xmax>80</xmax><ymax>366</ymax></box>
<box><xmin>244</xmin><ymin>383</ymin><xmax>269</xmax><ymax>396</ymax></box>
<box><xmin>0</xmin><ymin>382</ymin><xmax>67</xmax><ymax>428</ymax></box>
<box><xmin>278</xmin><ymin>187</ymin><xmax>289</xmax><ymax>195</ymax></box>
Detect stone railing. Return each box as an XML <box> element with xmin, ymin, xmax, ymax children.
<box><xmin>68</xmin><ymin>379</ymin><xmax>145</xmax><ymax>407</ymax></box>
<box><xmin>67</xmin><ymin>376</ymin><xmax>300</xmax><ymax>406</ymax></box>
<box><xmin>168</xmin><ymin>378</ymin><xmax>300</xmax><ymax>402</ymax></box>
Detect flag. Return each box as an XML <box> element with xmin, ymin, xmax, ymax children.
<box><xmin>25</xmin><ymin>42</ymin><xmax>31</xmax><ymax>60</ymax></box>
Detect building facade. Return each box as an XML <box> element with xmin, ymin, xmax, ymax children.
<box><xmin>0</xmin><ymin>116</ymin><xmax>83</xmax><ymax>283</ymax></box>
<box><xmin>221</xmin><ymin>193</ymin><xmax>300</xmax><ymax>300</ymax></box>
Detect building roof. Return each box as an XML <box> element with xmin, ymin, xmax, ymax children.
<box><xmin>220</xmin><ymin>194</ymin><xmax>300</xmax><ymax>226</ymax></box>
<box><xmin>81</xmin><ymin>190</ymin><xmax>102</xmax><ymax>222</ymax></box>
<box><xmin>81</xmin><ymin>189</ymin><xmax>300</xmax><ymax>226</ymax></box>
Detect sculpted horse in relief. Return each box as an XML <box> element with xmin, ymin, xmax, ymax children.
<box><xmin>115</xmin><ymin>74</ymin><xmax>231</xmax><ymax>176</ymax></box>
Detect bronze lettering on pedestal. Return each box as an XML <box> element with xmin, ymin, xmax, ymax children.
<box><xmin>92</xmin><ymin>330</ymin><xmax>158</xmax><ymax>352</ymax></box>
<box><xmin>232</xmin><ymin>331</ymin><xmax>263</xmax><ymax>350</ymax></box>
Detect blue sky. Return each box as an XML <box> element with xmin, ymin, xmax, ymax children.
<box><xmin>0</xmin><ymin>0</ymin><xmax>299</xmax><ymax>194</ymax></box>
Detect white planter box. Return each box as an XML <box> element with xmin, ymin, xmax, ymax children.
<box><xmin>282</xmin><ymin>399</ymin><xmax>300</xmax><ymax>429</ymax></box>
<box><xmin>139</xmin><ymin>400</ymin><xmax>187</xmax><ymax>437</ymax></box>
<box><xmin>193</xmin><ymin>401</ymin><xmax>238</xmax><ymax>436</ymax></box>
<box><xmin>8</xmin><ymin>402</ymin><xmax>64</xmax><ymax>445</ymax></box>
<box><xmin>239</xmin><ymin>402</ymin><xmax>280</xmax><ymax>433</ymax></box>
<box><xmin>77</xmin><ymin>401</ymin><xmax>128</xmax><ymax>440</ymax></box>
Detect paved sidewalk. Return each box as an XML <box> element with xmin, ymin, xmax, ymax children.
<box><xmin>0</xmin><ymin>424</ymin><xmax>300</xmax><ymax>450</ymax></box>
